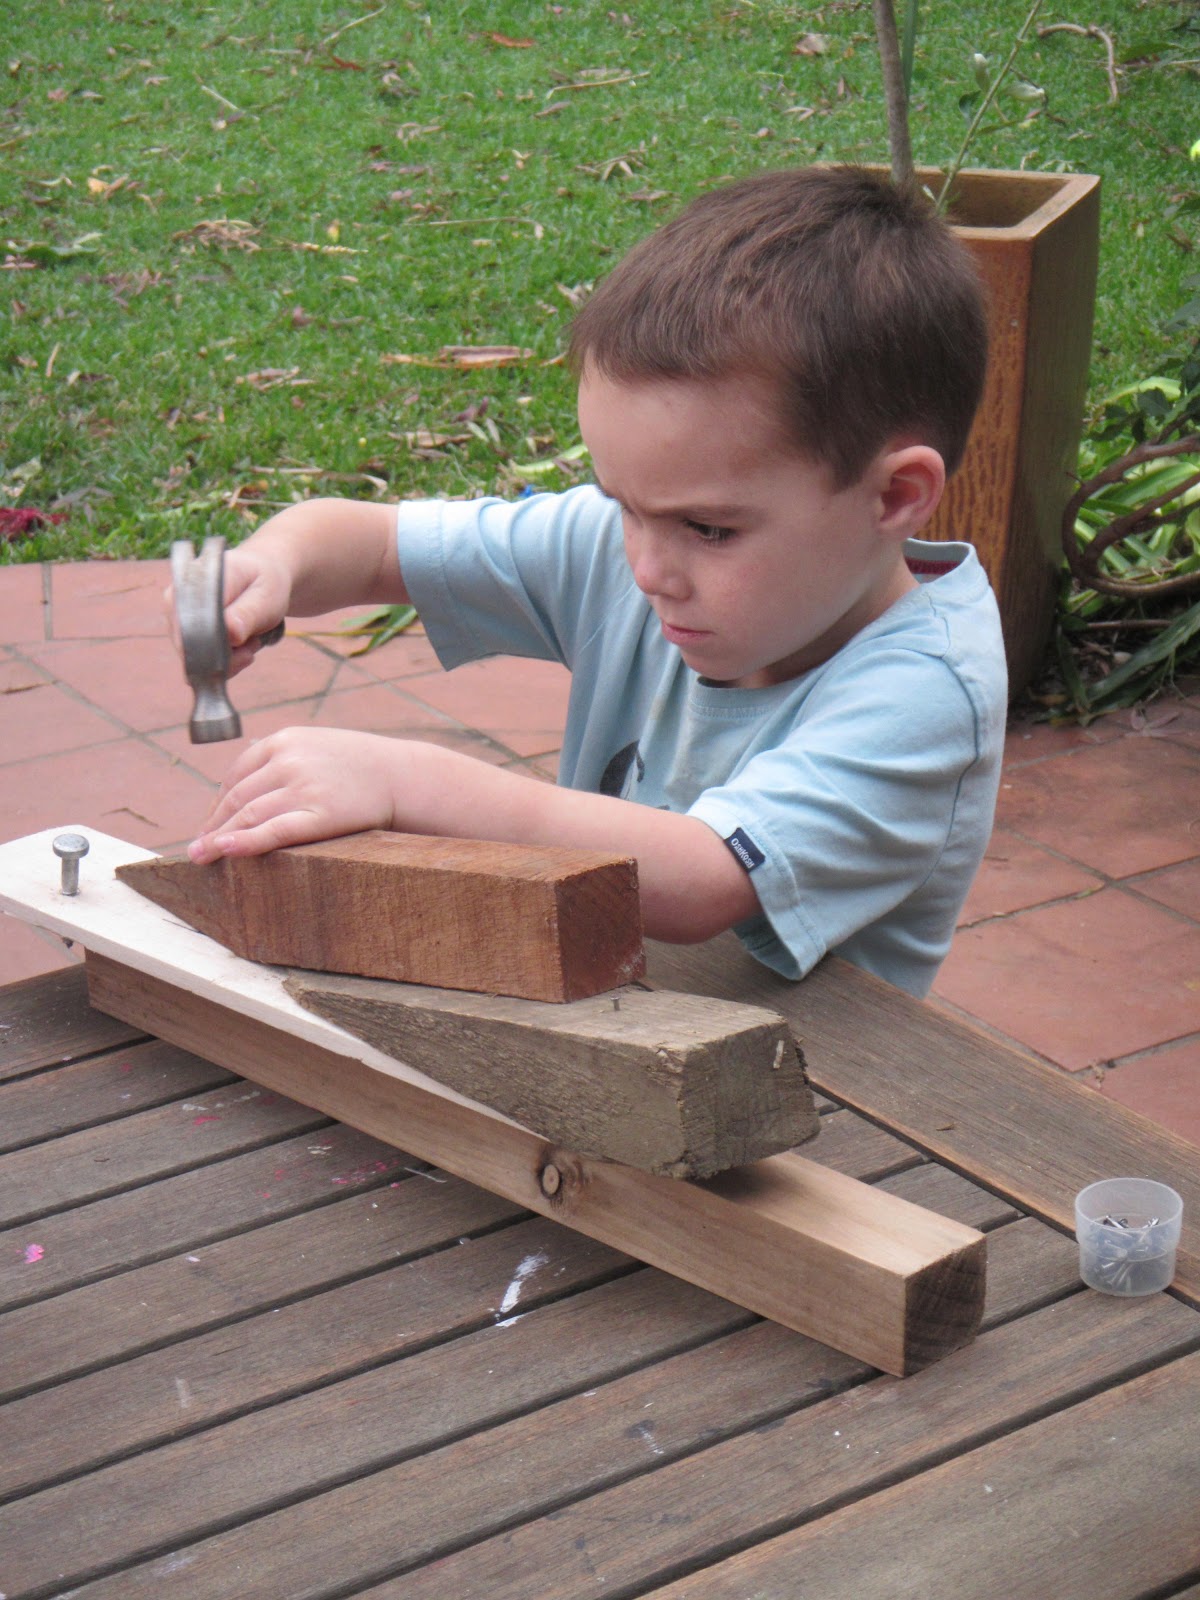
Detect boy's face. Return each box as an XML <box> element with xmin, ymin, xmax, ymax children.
<box><xmin>577</xmin><ymin>369</ymin><xmax>917</xmax><ymax>688</ymax></box>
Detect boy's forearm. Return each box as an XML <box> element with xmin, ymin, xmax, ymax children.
<box><xmin>244</xmin><ymin>498</ymin><xmax>407</xmax><ymax>615</ymax></box>
<box><xmin>396</xmin><ymin>745</ymin><xmax>760</xmax><ymax>944</ymax></box>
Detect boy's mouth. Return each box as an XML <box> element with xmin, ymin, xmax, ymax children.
<box><xmin>659</xmin><ymin>619</ymin><xmax>708</xmax><ymax>646</ymax></box>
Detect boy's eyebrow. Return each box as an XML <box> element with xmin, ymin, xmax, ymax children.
<box><xmin>592</xmin><ymin>479</ymin><xmax>751</xmax><ymax>520</ymax></box>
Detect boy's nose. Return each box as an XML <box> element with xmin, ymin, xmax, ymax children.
<box><xmin>626</xmin><ymin>526</ymin><xmax>689</xmax><ymax>600</ymax></box>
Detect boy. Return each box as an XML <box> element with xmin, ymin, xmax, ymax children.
<box><xmin>184</xmin><ymin>166</ymin><xmax>1007</xmax><ymax>999</ymax></box>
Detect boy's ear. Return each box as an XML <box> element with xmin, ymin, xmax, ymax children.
<box><xmin>876</xmin><ymin>444</ymin><xmax>945</xmax><ymax>540</ymax></box>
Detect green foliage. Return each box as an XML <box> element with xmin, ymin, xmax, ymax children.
<box><xmin>2</xmin><ymin>0</ymin><xmax>1197</xmax><ymax>568</ymax></box>
<box><xmin>1057</xmin><ymin>278</ymin><xmax>1200</xmax><ymax>719</ymax></box>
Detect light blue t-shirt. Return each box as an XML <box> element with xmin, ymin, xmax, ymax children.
<box><xmin>397</xmin><ymin>485</ymin><xmax>1007</xmax><ymax>997</ymax></box>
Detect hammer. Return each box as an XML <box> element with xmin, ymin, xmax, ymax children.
<box><xmin>171</xmin><ymin>536</ymin><xmax>284</xmax><ymax>744</ymax></box>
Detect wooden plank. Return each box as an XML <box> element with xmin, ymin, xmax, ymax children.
<box><xmin>0</xmin><ymin>1173</ymin><xmax>525</xmax><ymax>1495</ymax></box>
<box><xmin>0</xmin><ymin>826</ymin><xmax>986</xmax><ymax>1373</ymax></box>
<box><xmin>285</xmin><ymin>969</ymin><xmax>818</xmax><ymax>1178</ymax></box>
<box><xmin>791</xmin><ymin>1108</ymin><xmax>921</xmax><ymax>1182</ymax></box>
<box><xmin>0</xmin><ymin>1074</ymin><xmax>327</xmax><ymax>1230</ymax></box>
<box><xmin>4</xmin><ymin>1215</ymin><xmax>1079</xmax><ymax>1579</ymax></box>
<box><xmin>636</xmin><ymin>1349</ymin><xmax>1200</xmax><ymax>1600</ymax></box>
<box><xmin>85</xmin><ymin>953</ymin><xmax>986</xmax><ymax>1376</ymax></box>
<box><xmin>0</xmin><ymin>1040</ymin><xmax>236</xmax><ymax>1152</ymax></box>
<box><xmin>0</xmin><ymin>1218</ymin><xmax>631</xmax><ymax>1597</ymax></box>
<box><xmin>116</xmin><ymin>830</ymin><xmax>646</xmax><ymax>1002</ymax></box>
<box><xmin>35</xmin><ymin>1278</ymin><xmax>1200</xmax><ymax>1600</ymax></box>
<box><xmin>0</xmin><ymin>964</ymin><xmax>143</xmax><ymax>1080</ymax></box>
<box><xmin>353</xmin><ymin>1294</ymin><xmax>1200</xmax><ymax>1600</ymax></box>
<box><xmin>0</xmin><ymin>1122</ymin><xmax>415</xmax><ymax>1329</ymax></box>
<box><xmin>2</xmin><ymin>1270</ymin><xmax>759</xmax><ymax>1552</ymax></box>
<box><xmin>0</xmin><ymin>1107</ymin><xmax>924</xmax><ymax>1495</ymax></box>
<box><xmin>646</xmin><ymin>936</ymin><xmax>1200</xmax><ymax>1302</ymax></box>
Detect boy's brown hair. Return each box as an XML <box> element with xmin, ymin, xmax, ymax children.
<box><xmin>569</xmin><ymin>165</ymin><xmax>988</xmax><ymax>488</ymax></box>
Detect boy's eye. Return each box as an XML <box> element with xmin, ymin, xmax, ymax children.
<box><xmin>684</xmin><ymin>518</ymin><xmax>735</xmax><ymax>543</ymax></box>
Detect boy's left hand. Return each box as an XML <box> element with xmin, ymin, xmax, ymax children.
<box><xmin>188</xmin><ymin>727</ymin><xmax>411</xmax><ymax>863</ymax></box>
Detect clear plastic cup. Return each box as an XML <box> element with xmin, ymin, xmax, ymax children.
<box><xmin>1074</xmin><ymin>1178</ymin><xmax>1183</xmax><ymax>1296</ymax></box>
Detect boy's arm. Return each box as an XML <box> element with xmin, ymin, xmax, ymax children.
<box><xmin>188</xmin><ymin>730</ymin><xmax>759</xmax><ymax>944</ymax></box>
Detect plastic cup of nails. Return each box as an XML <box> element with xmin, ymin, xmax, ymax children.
<box><xmin>1074</xmin><ymin>1178</ymin><xmax>1184</xmax><ymax>1296</ymax></box>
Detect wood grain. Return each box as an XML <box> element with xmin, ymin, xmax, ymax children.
<box><xmin>0</xmin><ymin>1039</ymin><xmax>235</xmax><ymax>1153</ymax></box>
<box><xmin>0</xmin><ymin>1122</ymin><xmax>404</xmax><ymax>1333</ymax></box>
<box><xmin>286</xmin><ymin>970</ymin><xmax>818</xmax><ymax>1177</ymax></box>
<box><xmin>646</xmin><ymin>936</ymin><xmax>1200</xmax><ymax>1303</ymax></box>
<box><xmin>924</xmin><ymin>168</ymin><xmax>1101</xmax><ymax>697</ymax></box>
<box><xmin>85</xmin><ymin>953</ymin><xmax>987</xmax><ymax>1375</ymax></box>
<box><xmin>5</xmin><ymin>1204</ymin><xmax>1092</xmax><ymax>1600</ymax></box>
<box><xmin>5</xmin><ymin>951</ymin><xmax>1198</xmax><ymax>1600</ymax></box>
<box><xmin>0</xmin><ymin>964</ymin><xmax>143</xmax><ymax>1080</ymax></box>
<box><xmin>360</xmin><ymin>1293</ymin><xmax>1200</xmax><ymax>1600</ymax></box>
<box><xmin>116</xmin><ymin>831</ymin><xmax>647</xmax><ymax>1002</ymax></box>
<box><xmin>0</xmin><ymin>1070</ymin><xmax>326</xmax><ymax>1232</ymax></box>
<box><xmin>639</xmin><ymin>1348</ymin><xmax>1200</xmax><ymax>1600</ymax></box>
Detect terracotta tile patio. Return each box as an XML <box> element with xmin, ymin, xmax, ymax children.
<box><xmin>3</xmin><ymin>559</ymin><xmax>1198</xmax><ymax>1147</ymax></box>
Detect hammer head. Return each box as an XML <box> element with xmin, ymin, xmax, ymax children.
<box><xmin>171</xmin><ymin>536</ymin><xmax>242</xmax><ymax>743</ymax></box>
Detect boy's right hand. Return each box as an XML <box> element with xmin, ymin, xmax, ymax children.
<box><xmin>220</xmin><ymin>543</ymin><xmax>292</xmax><ymax>677</ymax></box>
<box><xmin>163</xmin><ymin>540</ymin><xmax>292</xmax><ymax>679</ymax></box>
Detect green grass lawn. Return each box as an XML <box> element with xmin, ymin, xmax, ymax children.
<box><xmin>3</xmin><ymin>0</ymin><xmax>1198</xmax><ymax>563</ymax></box>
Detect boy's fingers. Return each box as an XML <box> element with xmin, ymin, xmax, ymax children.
<box><xmin>189</xmin><ymin>808</ymin><xmax>323</xmax><ymax>863</ymax></box>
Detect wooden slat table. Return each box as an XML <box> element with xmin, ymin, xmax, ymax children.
<box><xmin>3</xmin><ymin>961</ymin><xmax>1199</xmax><ymax>1600</ymax></box>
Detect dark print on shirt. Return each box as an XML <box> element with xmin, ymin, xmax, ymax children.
<box><xmin>599</xmin><ymin>740</ymin><xmax>644</xmax><ymax>799</ymax></box>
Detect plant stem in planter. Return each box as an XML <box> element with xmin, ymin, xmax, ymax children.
<box><xmin>936</xmin><ymin>0</ymin><xmax>1047</xmax><ymax>213</ymax></box>
<box><xmin>873</xmin><ymin>0</ymin><xmax>915</xmax><ymax>190</ymax></box>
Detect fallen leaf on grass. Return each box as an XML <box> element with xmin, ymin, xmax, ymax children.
<box><xmin>0</xmin><ymin>507</ymin><xmax>67</xmax><ymax>540</ymax></box>
<box><xmin>792</xmin><ymin>33</ymin><xmax>828</xmax><ymax>55</ymax></box>
<box><xmin>322</xmin><ymin>54</ymin><xmax>366</xmax><ymax>70</ymax></box>
<box><xmin>546</xmin><ymin>69</ymin><xmax>647</xmax><ymax>94</ymax></box>
<box><xmin>87</xmin><ymin>174</ymin><xmax>136</xmax><ymax>200</ymax></box>
<box><xmin>235</xmin><ymin>367</ymin><xmax>314</xmax><ymax>390</ymax></box>
<box><xmin>488</xmin><ymin>32</ymin><xmax>536</xmax><ymax>47</ymax></box>
<box><xmin>394</xmin><ymin>429</ymin><xmax>473</xmax><ymax>449</ymax></box>
<box><xmin>227</xmin><ymin>481</ymin><xmax>269</xmax><ymax>508</ymax></box>
<box><xmin>396</xmin><ymin>121</ymin><xmax>444</xmax><ymax>143</ymax></box>
<box><xmin>452</xmin><ymin>398</ymin><xmax>490</xmax><ymax>422</ymax></box>
<box><xmin>3</xmin><ymin>233</ymin><xmax>102</xmax><ymax>269</ymax></box>
<box><xmin>102</xmin><ymin>268</ymin><xmax>167</xmax><ymax>304</ymax></box>
<box><xmin>283</xmin><ymin>240</ymin><xmax>362</xmax><ymax>255</ymax></box>
<box><xmin>173</xmin><ymin>217</ymin><xmax>261</xmax><ymax>251</ymax></box>
<box><xmin>511</xmin><ymin>441</ymin><xmax>590</xmax><ymax>477</ymax></box>
<box><xmin>624</xmin><ymin>188</ymin><xmax>669</xmax><ymax>204</ymax></box>
<box><xmin>381</xmin><ymin>345</ymin><xmax>533</xmax><ymax>369</ymax></box>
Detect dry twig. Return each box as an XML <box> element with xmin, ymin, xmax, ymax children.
<box><xmin>1038</xmin><ymin>22</ymin><xmax>1120</xmax><ymax>103</ymax></box>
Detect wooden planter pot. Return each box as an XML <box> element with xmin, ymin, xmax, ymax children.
<box><xmin>919</xmin><ymin>168</ymin><xmax>1101</xmax><ymax>699</ymax></box>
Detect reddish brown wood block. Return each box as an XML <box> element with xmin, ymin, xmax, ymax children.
<box><xmin>115</xmin><ymin>831</ymin><xmax>645</xmax><ymax>1002</ymax></box>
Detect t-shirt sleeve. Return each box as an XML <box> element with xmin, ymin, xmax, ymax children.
<box><xmin>686</xmin><ymin>647</ymin><xmax>986</xmax><ymax>980</ymax></box>
<box><xmin>395</xmin><ymin>486</ymin><xmax>627</xmax><ymax>671</ymax></box>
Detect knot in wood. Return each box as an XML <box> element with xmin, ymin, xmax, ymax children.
<box><xmin>540</xmin><ymin>1162</ymin><xmax>562</xmax><ymax>1198</ymax></box>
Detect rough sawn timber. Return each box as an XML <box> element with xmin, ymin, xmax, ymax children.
<box><xmin>116</xmin><ymin>830</ymin><xmax>646</xmax><ymax>1002</ymax></box>
<box><xmin>284</xmin><ymin>970</ymin><xmax>818</xmax><ymax>1178</ymax></box>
